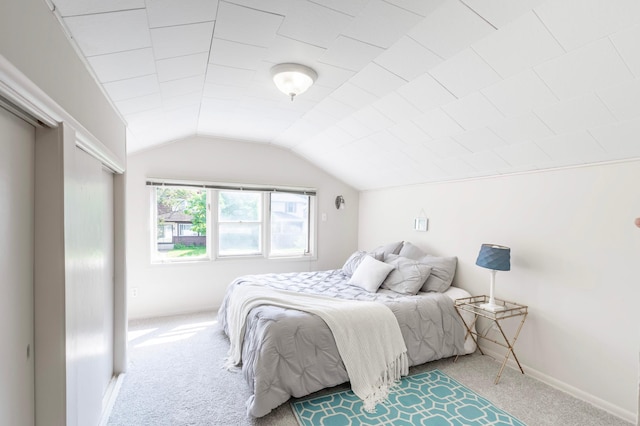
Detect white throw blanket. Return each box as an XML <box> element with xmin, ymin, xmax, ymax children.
<box><xmin>224</xmin><ymin>284</ymin><xmax>408</xmax><ymax>412</ymax></box>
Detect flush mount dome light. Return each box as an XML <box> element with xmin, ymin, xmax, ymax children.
<box><xmin>271</xmin><ymin>63</ymin><xmax>317</xmax><ymax>101</ymax></box>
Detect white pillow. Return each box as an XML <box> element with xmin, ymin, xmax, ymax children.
<box><xmin>348</xmin><ymin>255</ymin><xmax>395</xmax><ymax>293</ymax></box>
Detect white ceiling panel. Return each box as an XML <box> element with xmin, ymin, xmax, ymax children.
<box><xmin>443</xmin><ymin>93</ymin><xmax>504</xmax><ymax>131</ymax></box>
<box><xmin>147</xmin><ymin>0</ymin><xmax>218</xmax><ymax>28</ymax></box>
<box><xmin>312</xmin><ymin>97</ymin><xmax>356</xmax><ymax>121</ymax></box>
<box><xmin>202</xmin><ymin>83</ymin><xmax>247</xmax><ymax>100</ymax></box>
<box><xmin>490</xmin><ymin>114</ymin><xmax>553</xmax><ymax>145</ymax></box>
<box><xmin>162</xmin><ymin>92</ymin><xmax>203</xmax><ymax>111</ymax></box>
<box><xmin>350</xmin><ymin>63</ymin><xmax>407</xmax><ymax>98</ymax></box>
<box><xmin>263</xmin><ymin>36</ymin><xmax>326</xmax><ymax>67</ymax></box>
<box><xmin>534</xmin><ymin>38</ymin><xmax>634</xmax><ymax>100</ymax></box>
<box><xmin>373</xmin><ymin>36</ymin><xmax>443</xmax><ymax>81</ymax></box>
<box><xmin>462</xmin><ymin>150</ymin><xmax>510</xmax><ymax>172</ymax></box>
<box><xmin>610</xmin><ymin>24</ymin><xmax>640</xmax><ymax>78</ymax></box>
<box><xmin>493</xmin><ymin>141</ymin><xmax>550</xmax><ymax>167</ymax></box>
<box><xmin>336</xmin><ymin>117</ymin><xmax>376</xmax><ymax>140</ymax></box>
<box><xmin>351</xmin><ymin>106</ymin><xmax>396</xmax><ymax>134</ymax></box>
<box><xmin>461</xmin><ymin>0</ymin><xmax>544</xmax><ymax>28</ymax></box>
<box><xmin>453</xmin><ymin>127</ymin><xmax>506</xmax><ymax>153</ymax></box>
<box><xmin>481</xmin><ymin>69</ymin><xmax>557</xmax><ymax>117</ymax></box>
<box><xmin>430</xmin><ymin>48</ymin><xmax>501</xmax><ymax>98</ymax></box>
<box><xmin>588</xmin><ymin>118</ymin><xmax>640</xmax><ymax>158</ymax></box>
<box><xmin>64</xmin><ymin>9</ymin><xmax>151</xmax><ymax>57</ymax></box>
<box><xmin>320</xmin><ymin>36</ymin><xmax>384</xmax><ymax>71</ymax></box>
<box><xmin>387</xmin><ymin>121</ymin><xmax>431</xmax><ymax>146</ymax></box>
<box><xmin>384</xmin><ymin>0</ymin><xmax>447</xmax><ymax>17</ymax></box>
<box><xmin>103</xmin><ymin>75</ymin><xmax>160</xmax><ymax>102</ymax></box>
<box><xmin>116</xmin><ymin>93</ymin><xmax>162</xmax><ymax>115</ymax></box>
<box><xmin>342</xmin><ymin>0</ymin><xmax>423</xmax><ymax>49</ymax></box>
<box><xmin>433</xmin><ymin>157</ymin><xmax>475</xmax><ymax>175</ymax></box>
<box><xmin>215</xmin><ymin>2</ymin><xmax>284</xmax><ymax>48</ymax></box>
<box><xmin>534</xmin><ymin>0</ymin><xmax>640</xmax><ymax>51</ymax></box>
<box><xmin>151</xmin><ymin>22</ymin><xmax>214</xmax><ymax>60</ymax></box>
<box><xmin>597</xmin><ymin>79</ymin><xmax>640</xmax><ymax>122</ymax></box>
<box><xmin>209</xmin><ymin>38</ymin><xmax>268</xmax><ymax>70</ymax></box>
<box><xmin>308</xmin><ymin>0</ymin><xmax>369</xmax><ymax>17</ymax></box>
<box><xmin>414</xmin><ymin>110</ymin><xmax>464</xmax><ymax>139</ymax></box>
<box><xmin>277</xmin><ymin>2</ymin><xmax>352</xmax><ymax>48</ymax></box>
<box><xmin>396</xmin><ymin>73</ymin><xmax>456</xmax><ymax>113</ymax></box>
<box><xmin>408</xmin><ymin>0</ymin><xmax>495</xmax><ymax>59</ymax></box>
<box><xmin>534</xmin><ymin>94</ymin><xmax>617</xmax><ymax>135</ymax></box>
<box><xmin>329</xmin><ymin>83</ymin><xmax>378</xmax><ymax>110</ymax></box>
<box><xmin>160</xmin><ymin>75</ymin><xmax>205</xmax><ymax>99</ymax></box>
<box><xmin>157</xmin><ymin>53</ymin><xmax>209</xmax><ymax>83</ymax></box>
<box><xmin>372</xmin><ymin>92</ymin><xmax>423</xmax><ymax>124</ymax></box>
<box><xmin>54</xmin><ymin>0</ymin><xmax>144</xmax><ymax>17</ymax></box>
<box><xmin>536</xmin><ymin>131</ymin><xmax>605</xmax><ymax>163</ymax></box>
<box><xmin>472</xmin><ymin>12</ymin><xmax>564</xmax><ymax>78</ymax></box>
<box><xmin>88</xmin><ymin>48</ymin><xmax>156</xmax><ymax>83</ymax></box>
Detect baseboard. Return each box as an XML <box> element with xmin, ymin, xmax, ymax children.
<box><xmin>99</xmin><ymin>373</ymin><xmax>125</xmax><ymax>426</ymax></box>
<box><xmin>480</xmin><ymin>346</ymin><xmax>636</xmax><ymax>424</ymax></box>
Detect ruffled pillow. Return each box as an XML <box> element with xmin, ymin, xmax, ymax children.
<box><xmin>382</xmin><ymin>254</ymin><xmax>432</xmax><ymax>295</ymax></box>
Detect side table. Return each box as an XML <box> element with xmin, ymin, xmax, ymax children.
<box><xmin>454</xmin><ymin>295</ymin><xmax>528</xmax><ymax>384</ymax></box>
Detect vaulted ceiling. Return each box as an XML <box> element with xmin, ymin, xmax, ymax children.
<box><xmin>52</xmin><ymin>0</ymin><xmax>640</xmax><ymax>190</ymax></box>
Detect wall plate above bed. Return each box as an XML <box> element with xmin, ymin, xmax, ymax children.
<box><xmin>414</xmin><ymin>217</ymin><xmax>428</xmax><ymax>232</ymax></box>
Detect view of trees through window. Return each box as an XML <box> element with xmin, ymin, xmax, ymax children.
<box><xmin>155</xmin><ymin>187</ymin><xmax>207</xmax><ymax>260</ymax></box>
<box><xmin>152</xmin><ymin>185</ymin><xmax>313</xmax><ymax>262</ymax></box>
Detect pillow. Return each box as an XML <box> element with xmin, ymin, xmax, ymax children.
<box><xmin>398</xmin><ymin>241</ymin><xmax>428</xmax><ymax>260</ymax></box>
<box><xmin>418</xmin><ymin>255</ymin><xmax>458</xmax><ymax>293</ymax></box>
<box><xmin>348</xmin><ymin>255</ymin><xmax>395</xmax><ymax>293</ymax></box>
<box><xmin>341</xmin><ymin>250</ymin><xmax>369</xmax><ymax>277</ymax></box>
<box><xmin>381</xmin><ymin>254</ymin><xmax>432</xmax><ymax>295</ymax></box>
<box><xmin>369</xmin><ymin>241</ymin><xmax>403</xmax><ymax>259</ymax></box>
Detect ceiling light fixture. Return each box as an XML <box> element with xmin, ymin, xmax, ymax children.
<box><xmin>271</xmin><ymin>63</ymin><xmax>317</xmax><ymax>101</ymax></box>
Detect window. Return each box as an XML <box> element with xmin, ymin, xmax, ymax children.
<box><xmin>152</xmin><ymin>186</ymin><xmax>209</xmax><ymax>261</ymax></box>
<box><xmin>149</xmin><ymin>181</ymin><xmax>315</xmax><ymax>263</ymax></box>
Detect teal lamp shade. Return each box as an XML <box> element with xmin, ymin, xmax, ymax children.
<box><xmin>476</xmin><ymin>244</ymin><xmax>510</xmax><ymax>271</ymax></box>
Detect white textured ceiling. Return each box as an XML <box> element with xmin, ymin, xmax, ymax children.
<box><xmin>53</xmin><ymin>0</ymin><xmax>640</xmax><ymax>190</ymax></box>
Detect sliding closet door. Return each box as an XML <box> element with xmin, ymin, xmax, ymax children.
<box><xmin>0</xmin><ymin>106</ymin><xmax>35</xmax><ymax>425</ymax></box>
<box><xmin>65</xmin><ymin>147</ymin><xmax>114</xmax><ymax>426</ymax></box>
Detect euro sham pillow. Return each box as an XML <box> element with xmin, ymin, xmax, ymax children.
<box><xmin>348</xmin><ymin>255</ymin><xmax>395</xmax><ymax>293</ymax></box>
<box><xmin>381</xmin><ymin>254</ymin><xmax>432</xmax><ymax>295</ymax></box>
<box><xmin>398</xmin><ymin>241</ymin><xmax>428</xmax><ymax>260</ymax></box>
<box><xmin>370</xmin><ymin>241</ymin><xmax>403</xmax><ymax>259</ymax></box>
<box><xmin>341</xmin><ymin>250</ymin><xmax>369</xmax><ymax>277</ymax></box>
<box><xmin>417</xmin><ymin>255</ymin><xmax>458</xmax><ymax>293</ymax></box>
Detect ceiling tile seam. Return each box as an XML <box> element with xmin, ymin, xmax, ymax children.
<box><xmin>608</xmin><ymin>35</ymin><xmax>638</xmax><ymax>79</ymax></box>
<box><xmin>58</xmin><ymin>6</ymin><xmax>146</xmax><ymax>19</ymax></box>
<box><xmin>156</xmin><ymin>49</ymin><xmax>212</xmax><ymax>63</ymax></box>
<box><xmin>584</xmin><ymin>128</ymin><xmax>608</xmax><ymax>154</ymax></box>
<box><xmin>529</xmin><ymin>67</ymin><xmax>561</xmax><ymax>104</ymax></box>
<box><xmin>531</xmin><ymin>8</ymin><xmax>568</xmax><ymax>55</ymax></box>
<box><xmin>101</xmin><ymin>72</ymin><xmax>159</xmax><ymax>86</ymax></box>
<box><xmin>149</xmin><ymin>19</ymin><xmax>216</xmax><ymax>30</ymax></box>
<box><xmin>592</xmin><ymin>91</ymin><xmax>623</xmax><ymax>125</ymax></box>
<box><xmin>436</xmin><ymin>107</ymin><xmax>468</xmax><ymax>135</ymax></box>
<box><xmin>405</xmin><ymin>34</ymin><xmax>445</xmax><ymax>61</ymax></box>
<box><xmin>370</xmin><ymin>62</ymin><xmax>410</xmax><ymax>84</ymax></box>
<box><xmin>458</xmin><ymin>0</ymin><xmax>498</xmax><ymax>30</ymax></box>
<box><xmin>307</xmin><ymin>0</ymin><xmax>360</xmax><ymax>18</ymax></box>
<box><xmin>199</xmin><ymin>2</ymin><xmax>220</xmax><ymax>129</ymax></box>
<box><xmin>380</xmin><ymin>0</ymin><xmax>428</xmax><ymax>18</ymax></box>
<box><xmin>426</xmin><ymin>72</ymin><xmax>459</xmax><ymax>102</ymax></box>
<box><xmin>469</xmin><ymin>45</ymin><xmax>506</xmax><ymax>80</ymax></box>
<box><xmin>84</xmin><ymin>45</ymin><xmax>154</xmax><ymax>59</ymax></box>
<box><xmin>220</xmin><ymin>0</ymin><xmax>285</xmax><ymax>20</ymax></box>
<box><xmin>530</xmin><ymin>110</ymin><xmax>558</xmax><ymax>137</ymax></box>
<box><xmin>209</xmin><ymin>35</ymin><xmax>271</xmax><ymax>51</ymax></box>
<box><xmin>477</xmin><ymin>91</ymin><xmax>507</xmax><ymax>122</ymax></box>
<box><xmin>272</xmin><ymin>32</ymin><xmax>330</xmax><ymax>51</ymax></box>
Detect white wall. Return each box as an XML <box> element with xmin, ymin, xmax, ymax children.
<box><xmin>126</xmin><ymin>136</ymin><xmax>359</xmax><ymax>319</ymax></box>
<box><xmin>359</xmin><ymin>160</ymin><xmax>640</xmax><ymax>422</ymax></box>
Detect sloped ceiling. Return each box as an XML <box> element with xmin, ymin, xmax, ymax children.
<box><xmin>51</xmin><ymin>0</ymin><xmax>640</xmax><ymax>190</ymax></box>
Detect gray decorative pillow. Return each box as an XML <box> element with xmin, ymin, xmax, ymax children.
<box><xmin>341</xmin><ymin>251</ymin><xmax>369</xmax><ymax>277</ymax></box>
<box><xmin>398</xmin><ymin>241</ymin><xmax>428</xmax><ymax>260</ymax></box>
<box><xmin>382</xmin><ymin>254</ymin><xmax>432</xmax><ymax>295</ymax></box>
<box><xmin>348</xmin><ymin>255</ymin><xmax>395</xmax><ymax>293</ymax></box>
<box><xmin>418</xmin><ymin>255</ymin><xmax>458</xmax><ymax>293</ymax></box>
<box><xmin>370</xmin><ymin>241</ymin><xmax>403</xmax><ymax>259</ymax></box>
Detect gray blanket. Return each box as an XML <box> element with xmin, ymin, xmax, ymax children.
<box><xmin>218</xmin><ymin>269</ymin><xmax>468</xmax><ymax>418</ymax></box>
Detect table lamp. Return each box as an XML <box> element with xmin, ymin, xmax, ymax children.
<box><xmin>476</xmin><ymin>244</ymin><xmax>511</xmax><ymax>311</ymax></box>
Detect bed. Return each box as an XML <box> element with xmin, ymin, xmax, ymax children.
<box><xmin>218</xmin><ymin>242</ymin><xmax>477</xmax><ymax>418</ymax></box>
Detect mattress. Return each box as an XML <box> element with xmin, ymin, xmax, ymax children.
<box><xmin>218</xmin><ymin>269</ymin><xmax>476</xmax><ymax>417</ymax></box>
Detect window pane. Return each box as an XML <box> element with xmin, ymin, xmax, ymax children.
<box><xmin>154</xmin><ymin>187</ymin><xmax>207</xmax><ymax>260</ymax></box>
<box><xmin>270</xmin><ymin>193</ymin><xmax>309</xmax><ymax>256</ymax></box>
<box><xmin>219</xmin><ymin>223</ymin><xmax>261</xmax><ymax>256</ymax></box>
<box><xmin>218</xmin><ymin>191</ymin><xmax>261</xmax><ymax>221</ymax></box>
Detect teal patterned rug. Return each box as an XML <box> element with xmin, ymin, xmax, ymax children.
<box><xmin>291</xmin><ymin>369</ymin><xmax>525</xmax><ymax>426</ymax></box>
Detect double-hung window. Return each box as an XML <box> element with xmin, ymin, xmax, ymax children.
<box><xmin>149</xmin><ymin>181</ymin><xmax>315</xmax><ymax>263</ymax></box>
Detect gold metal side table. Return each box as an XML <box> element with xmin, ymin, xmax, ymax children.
<box><xmin>454</xmin><ymin>295</ymin><xmax>528</xmax><ymax>384</ymax></box>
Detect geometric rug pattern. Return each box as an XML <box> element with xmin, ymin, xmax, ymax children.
<box><xmin>291</xmin><ymin>369</ymin><xmax>526</xmax><ymax>426</ymax></box>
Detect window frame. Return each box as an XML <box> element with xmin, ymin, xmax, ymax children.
<box><xmin>148</xmin><ymin>180</ymin><xmax>317</xmax><ymax>264</ymax></box>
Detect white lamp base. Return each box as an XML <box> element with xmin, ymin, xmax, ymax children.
<box><xmin>480</xmin><ymin>302</ymin><xmax>506</xmax><ymax>312</ymax></box>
